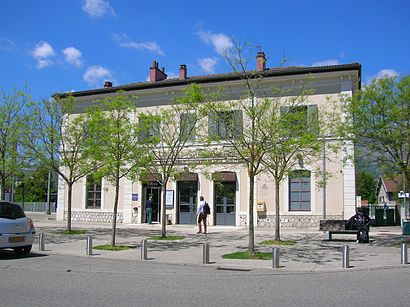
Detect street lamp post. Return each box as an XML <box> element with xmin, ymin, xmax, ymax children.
<box><xmin>46</xmin><ymin>171</ymin><xmax>51</xmax><ymax>214</ymax></box>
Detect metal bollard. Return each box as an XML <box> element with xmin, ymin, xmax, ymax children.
<box><xmin>86</xmin><ymin>236</ymin><xmax>93</xmax><ymax>255</ymax></box>
<box><xmin>272</xmin><ymin>247</ymin><xmax>280</xmax><ymax>268</ymax></box>
<box><xmin>342</xmin><ymin>245</ymin><xmax>350</xmax><ymax>268</ymax></box>
<box><xmin>39</xmin><ymin>233</ymin><xmax>45</xmax><ymax>251</ymax></box>
<box><xmin>203</xmin><ymin>243</ymin><xmax>210</xmax><ymax>264</ymax></box>
<box><xmin>401</xmin><ymin>243</ymin><xmax>408</xmax><ymax>265</ymax></box>
<box><xmin>141</xmin><ymin>239</ymin><xmax>148</xmax><ymax>260</ymax></box>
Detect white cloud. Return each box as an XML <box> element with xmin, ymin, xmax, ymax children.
<box><xmin>113</xmin><ymin>33</ymin><xmax>164</xmax><ymax>55</ymax></box>
<box><xmin>0</xmin><ymin>38</ymin><xmax>16</xmax><ymax>51</ymax></box>
<box><xmin>311</xmin><ymin>59</ymin><xmax>340</xmax><ymax>66</ymax></box>
<box><xmin>62</xmin><ymin>47</ymin><xmax>83</xmax><ymax>67</ymax></box>
<box><xmin>120</xmin><ymin>41</ymin><xmax>164</xmax><ymax>56</ymax></box>
<box><xmin>197</xmin><ymin>31</ymin><xmax>233</xmax><ymax>55</ymax></box>
<box><xmin>31</xmin><ymin>41</ymin><xmax>55</xmax><ymax>68</ymax></box>
<box><xmin>83</xmin><ymin>65</ymin><xmax>112</xmax><ymax>87</ymax></box>
<box><xmin>198</xmin><ymin>57</ymin><xmax>218</xmax><ymax>73</ymax></box>
<box><xmin>375</xmin><ymin>69</ymin><xmax>399</xmax><ymax>79</ymax></box>
<box><xmin>82</xmin><ymin>0</ymin><xmax>115</xmax><ymax>17</ymax></box>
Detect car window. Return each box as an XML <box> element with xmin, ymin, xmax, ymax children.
<box><xmin>0</xmin><ymin>202</ymin><xmax>26</xmax><ymax>219</ymax></box>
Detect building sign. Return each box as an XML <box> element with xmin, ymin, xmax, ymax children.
<box><xmin>132</xmin><ymin>193</ymin><xmax>138</xmax><ymax>201</ymax></box>
<box><xmin>398</xmin><ymin>191</ymin><xmax>409</xmax><ymax>198</ymax></box>
<box><xmin>166</xmin><ymin>190</ymin><xmax>174</xmax><ymax>209</ymax></box>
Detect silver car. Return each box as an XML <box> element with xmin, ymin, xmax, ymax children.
<box><xmin>0</xmin><ymin>201</ymin><xmax>36</xmax><ymax>255</ymax></box>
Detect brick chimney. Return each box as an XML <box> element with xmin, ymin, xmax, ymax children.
<box><xmin>256</xmin><ymin>52</ymin><xmax>266</xmax><ymax>71</ymax></box>
<box><xmin>104</xmin><ymin>81</ymin><xmax>113</xmax><ymax>88</ymax></box>
<box><xmin>179</xmin><ymin>64</ymin><xmax>187</xmax><ymax>80</ymax></box>
<box><xmin>149</xmin><ymin>61</ymin><xmax>167</xmax><ymax>82</ymax></box>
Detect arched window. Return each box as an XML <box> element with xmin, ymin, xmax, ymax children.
<box><xmin>289</xmin><ymin>170</ymin><xmax>311</xmax><ymax>211</ymax></box>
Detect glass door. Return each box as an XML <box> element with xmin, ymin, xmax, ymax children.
<box><xmin>178</xmin><ymin>181</ymin><xmax>198</xmax><ymax>224</ymax></box>
<box><xmin>214</xmin><ymin>182</ymin><xmax>236</xmax><ymax>226</ymax></box>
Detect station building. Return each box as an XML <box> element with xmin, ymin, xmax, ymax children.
<box><xmin>55</xmin><ymin>53</ymin><xmax>361</xmax><ymax>228</ymax></box>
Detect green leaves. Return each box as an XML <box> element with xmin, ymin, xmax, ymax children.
<box><xmin>344</xmin><ymin>75</ymin><xmax>410</xmax><ymax>189</ymax></box>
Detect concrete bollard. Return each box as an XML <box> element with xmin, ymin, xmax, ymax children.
<box><xmin>141</xmin><ymin>239</ymin><xmax>148</xmax><ymax>260</ymax></box>
<box><xmin>203</xmin><ymin>243</ymin><xmax>210</xmax><ymax>264</ymax></box>
<box><xmin>401</xmin><ymin>243</ymin><xmax>408</xmax><ymax>265</ymax></box>
<box><xmin>342</xmin><ymin>245</ymin><xmax>350</xmax><ymax>268</ymax></box>
<box><xmin>272</xmin><ymin>247</ymin><xmax>280</xmax><ymax>269</ymax></box>
<box><xmin>39</xmin><ymin>233</ymin><xmax>45</xmax><ymax>251</ymax></box>
<box><xmin>86</xmin><ymin>236</ymin><xmax>93</xmax><ymax>255</ymax></box>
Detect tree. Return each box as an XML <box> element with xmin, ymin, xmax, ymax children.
<box><xmin>202</xmin><ymin>41</ymin><xmax>275</xmax><ymax>253</ymax></box>
<box><xmin>86</xmin><ymin>94</ymin><xmax>150</xmax><ymax>246</ymax></box>
<box><xmin>0</xmin><ymin>88</ymin><xmax>32</xmax><ymax>200</ymax></box>
<box><xmin>25</xmin><ymin>97</ymin><xmax>95</xmax><ymax>231</ymax></box>
<box><xmin>355</xmin><ymin>170</ymin><xmax>377</xmax><ymax>204</ymax></box>
<box><xmin>261</xmin><ymin>88</ymin><xmax>326</xmax><ymax>241</ymax></box>
<box><xmin>138</xmin><ymin>84</ymin><xmax>206</xmax><ymax>237</ymax></box>
<box><xmin>343</xmin><ymin>76</ymin><xmax>410</xmax><ymax>209</ymax></box>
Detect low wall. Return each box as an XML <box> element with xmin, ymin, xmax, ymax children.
<box><xmin>240</xmin><ymin>214</ymin><xmax>343</xmax><ymax>227</ymax></box>
<box><xmin>67</xmin><ymin>211</ymin><xmax>123</xmax><ymax>223</ymax></box>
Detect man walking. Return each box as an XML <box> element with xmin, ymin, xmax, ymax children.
<box><xmin>197</xmin><ymin>196</ymin><xmax>209</xmax><ymax>234</ymax></box>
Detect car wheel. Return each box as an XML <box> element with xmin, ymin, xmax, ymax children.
<box><xmin>13</xmin><ymin>245</ymin><xmax>32</xmax><ymax>256</ymax></box>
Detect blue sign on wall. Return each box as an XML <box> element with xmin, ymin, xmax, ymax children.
<box><xmin>132</xmin><ymin>193</ymin><xmax>138</xmax><ymax>201</ymax></box>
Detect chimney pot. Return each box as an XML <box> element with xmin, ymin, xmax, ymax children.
<box><xmin>256</xmin><ymin>52</ymin><xmax>266</xmax><ymax>72</ymax></box>
<box><xmin>179</xmin><ymin>64</ymin><xmax>187</xmax><ymax>80</ymax></box>
<box><xmin>149</xmin><ymin>61</ymin><xmax>167</xmax><ymax>82</ymax></box>
<box><xmin>104</xmin><ymin>81</ymin><xmax>113</xmax><ymax>88</ymax></box>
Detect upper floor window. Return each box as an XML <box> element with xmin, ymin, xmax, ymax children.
<box><xmin>289</xmin><ymin>170</ymin><xmax>311</xmax><ymax>211</ymax></box>
<box><xmin>180</xmin><ymin>112</ymin><xmax>196</xmax><ymax>142</ymax></box>
<box><xmin>86</xmin><ymin>175</ymin><xmax>101</xmax><ymax>209</ymax></box>
<box><xmin>208</xmin><ymin>110</ymin><xmax>243</xmax><ymax>140</ymax></box>
<box><xmin>280</xmin><ymin>105</ymin><xmax>318</xmax><ymax>134</ymax></box>
<box><xmin>138</xmin><ymin>114</ymin><xmax>160</xmax><ymax>143</ymax></box>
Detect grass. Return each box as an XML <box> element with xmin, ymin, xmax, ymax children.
<box><xmin>222</xmin><ymin>251</ymin><xmax>273</xmax><ymax>260</ymax></box>
<box><xmin>259</xmin><ymin>240</ymin><xmax>297</xmax><ymax>246</ymax></box>
<box><xmin>53</xmin><ymin>229</ymin><xmax>87</xmax><ymax>235</ymax></box>
<box><xmin>93</xmin><ymin>244</ymin><xmax>131</xmax><ymax>251</ymax></box>
<box><xmin>147</xmin><ymin>235</ymin><xmax>185</xmax><ymax>241</ymax></box>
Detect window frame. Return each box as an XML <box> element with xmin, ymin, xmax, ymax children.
<box><xmin>86</xmin><ymin>175</ymin><xmax>102</xmax><ymax>209</ymax></box>
<box><xmin>288</xmin><ymin>170</ymin><xmax>311</xmax><ymax>211</ymax></box>
<box><xmin>208</xmin><ymin>110</ymin><xmax>243</xmax><ymax>140</ymax></box>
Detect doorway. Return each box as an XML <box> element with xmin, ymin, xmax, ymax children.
<box><xmin>214</xmin><ymin>181</ymin><xmax>236</xmax><ymax>226</ymax></box>
<box><xmin>143</xmin><ymin>183</ymin><xmax>161</xmax><ymax>223</ymax></box>
<box><xmin>178</xmin><ymin>181</ymin><xmax>198</xmax><ymax>224</ymax></box>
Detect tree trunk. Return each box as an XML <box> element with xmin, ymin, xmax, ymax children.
<box><xmin>111</xmin><ymin>176</ymin><xmax>120</xmax><ymax>246</ymax></box>
<box><xmin>274</xmin><ymin>178</ymin><xmax>281</xmax><ymax>241</ymax></box>
<box><xmin>67</xmin><ymin>183</ymin><xmax>72</xmax><ymax>232</ymax></box>
<box><xmin>161</xmin><ymin>178</ymin><xmax>168</xmax><ymax>238</ymax></box>
<box><xmin>1</xmin><ymin>176</ymin><xmax>5</xmax><ymax>200</ymax></box>
<box><xmin>248</xmin><ymin>174</ymin><xmax>255</xmax><ymax>253</ymax></box>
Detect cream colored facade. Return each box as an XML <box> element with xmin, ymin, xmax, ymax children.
<box><xmin>56</xmin><ymin>62</ymin><xmax>361</xmax><ymax>227</ymax></box>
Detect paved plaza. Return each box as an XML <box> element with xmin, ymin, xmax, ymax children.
<box><xmin>16</xmin><ymin>212</ymin><xmax>410</xmax><ymax>273</ymax></box>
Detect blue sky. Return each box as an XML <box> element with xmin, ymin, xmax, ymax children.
<box><xmin>1</xmin><ymin>0</ymin><xmax>409</xmax><ymax>99</ymax></box>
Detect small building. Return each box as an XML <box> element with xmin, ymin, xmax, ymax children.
<box><xmin>376</xmin><ymin>176</ymin><xmax>401</xmax><ymax>206</ymax></box>
<box><xmin>54</xmin><ymin>53</ymin><xmax>361</xmax><ymax>227</ymax></box>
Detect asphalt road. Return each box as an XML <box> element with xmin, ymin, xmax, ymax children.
<box><xmin>1</xmin><ymin>252</ymin><xmax>409</xmax><ymax>307</ymax></box>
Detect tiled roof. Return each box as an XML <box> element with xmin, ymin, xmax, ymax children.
<box><xmin>383</xmin><ymin>176</ymin><xmax>402</xmax><ymax>193</ymax></box>
<box><xmin>53</xmin><ymin>63</ymin><xmax>361</xmax><ymax>98</ymax></box>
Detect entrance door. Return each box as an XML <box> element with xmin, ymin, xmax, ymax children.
<box><xmin>215</xmin><ymin>182</ymin><xmax>236</xmax><ymax>226</ymax></box>
<box><xmin>178</xmin><ymin>181</ymin><xmax>198</xmax><ymax>224</ymax></box>
<box><xmin>143</xmin><ymin>185</ymin><xmax>161</xmax><ymax>223</ymax></box>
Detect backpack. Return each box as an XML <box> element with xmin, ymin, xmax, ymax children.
<box><xmin>203</xmin><ymin>202</ymin><xmax>211</xmax><ymax>215</ymax></box>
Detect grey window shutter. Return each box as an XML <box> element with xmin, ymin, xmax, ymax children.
<box><xmin>233</xmin><ymin>110</ymin><xmax>243</xmax><ymax>138</ymax></box>
<box><xmin>208</xmin><ymin>112</ymin><xmax>218</xmax><ymax>138</ymax></box>
<box><xmin>307</xmin><ymin>105</ymin><xmax>318</xmax><ymax>135</ymax></box>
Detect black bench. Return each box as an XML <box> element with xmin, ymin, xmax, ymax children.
<box><xmin>319</xmin><ymin>220</ymin><xmax>358</xmax><ymax>240</ymax></box>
